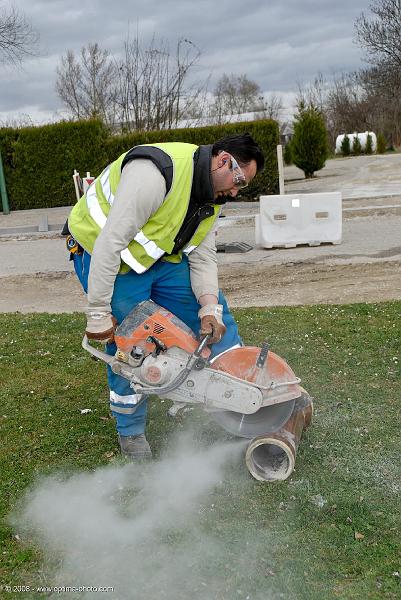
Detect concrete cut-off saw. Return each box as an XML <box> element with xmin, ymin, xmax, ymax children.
<box><xmin>83</xmin><ymin>300</ymin><xmax>313</xmax><ymax>482</ymax></box>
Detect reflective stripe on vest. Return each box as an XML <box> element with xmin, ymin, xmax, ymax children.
<box><xmin>120</xmin><ymin>249</ymin><xmax>148</xmax><ymax>273</ymax></box>
<box><xmin>183</xmin><ymin>245</ymin><xmax>197</xmax><ymax>254</ymax></box>
<box><xmin>86</xmin><ymin>181</ymin><xmax>107</xmax><ymax>227</ymax></box>
<box><xmin>100</xmin><ymin>167</ymin><xmax>114</xmax><ymax>205</ymax></box>
<box><xmin>86</xmin><ymin>167</ymin><xmax>165</xmax><ymax>266</ymax></box>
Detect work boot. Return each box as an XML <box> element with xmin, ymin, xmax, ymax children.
<box><xmin>118</xmin><ymin>433</ymin><xmax>152</xmax><ymax>460</ymax></box>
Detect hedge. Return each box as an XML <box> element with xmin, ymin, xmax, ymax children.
<box><xmin>0</xmin><ymin>120</ymin><xmax>108</xmax><ymax>211</ymax></box>
<box><xmin>0</xmin><ymin>119</ymin><xmax>279</xmax><ymax>211</ymax></box>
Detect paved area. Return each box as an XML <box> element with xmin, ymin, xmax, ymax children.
<box><xmin>284</xmin><ymin>153</ymin><xmax>401</xmax><ymax>199</ymax></box>
<box><xmin>0</xmin><ymin>206</ymin><xmax>69</xmax><ymax>234</ymax></box>
<box><xmin>1</xmin><ymin>154</ymin><xmax>401</xmax><ymax>312</ymax></box>
<box><xmin>0</xmin><ymin>238</ymin><xmax>72</xmax><ymax>276</ymax></box>
<box><xmin>2</xmin><ymin>212</ymin><xmax>401</xmax><ymax>278</ymax></box>
<box><xmin>217</xmin><ymin>213</ymin><xmax>401</xmax><ymax>267</ymax></box>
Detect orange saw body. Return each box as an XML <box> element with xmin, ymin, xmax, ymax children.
<box><xmin>83</xmin><ymin>300</ymin><xmax>304</xmax><ymax>438</ymax></box>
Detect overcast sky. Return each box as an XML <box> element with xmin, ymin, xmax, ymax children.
<box><xmin>0</xmin><ymin>0</ymin><xmax>370</xmax><ymax>124</ymax></box>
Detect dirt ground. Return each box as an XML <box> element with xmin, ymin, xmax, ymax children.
<box><xmin>1</xmin><ymin>154</ymin><xmax>401</xmax><ymax>312</ymax></box>
<box><xmin>219</xmin><ymin>260</ymin><xmax>401</xmax><ymax>307</ymax></box>
<box><xmin>2</xmin><ymin>258</ymin><xmax>400</xmax><ymax>314</ymax></box>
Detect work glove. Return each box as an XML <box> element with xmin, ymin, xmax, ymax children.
<box><xmin>198</xmin><ymin>304</ymin><xmax>226</xmax><ymax>344</ymax></box>
<box><xmin>86</xmin><ymin>311</ymin><xmax>117</xmax><ymax>343</ymax></box>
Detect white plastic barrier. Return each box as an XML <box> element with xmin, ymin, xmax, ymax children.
<box><xmin>256</xmin><ymin>192</ymin><xmax>342</xmax><ymax>248</ymax></box>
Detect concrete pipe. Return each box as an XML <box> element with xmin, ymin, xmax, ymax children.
<box><xmin>245</xmin><ymin>392</ymin><xmax>313</xmax><ymax>482</ymax></box>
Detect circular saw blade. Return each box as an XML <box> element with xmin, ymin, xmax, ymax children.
<box><xmin>209</xmin><ymin>400</ymin><xmax>295</xmax><ymax>439</ymax></box>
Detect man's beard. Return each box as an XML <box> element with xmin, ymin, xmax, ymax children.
<box><xmin>214</xmin><ymin>193</ymin><xmax>232</xmax><ymax>205</ymax></box>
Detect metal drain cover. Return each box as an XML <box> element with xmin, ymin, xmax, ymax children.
<box><xmin>216</xmin><ymin>242</ymin><xmax>253</xmax><ymax>253</ymax></box>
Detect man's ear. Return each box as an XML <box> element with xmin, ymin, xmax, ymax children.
<box><xmin>218</xmin><ymin>152</ymin><xmax>229</xmax><ymax>167</ymax></box>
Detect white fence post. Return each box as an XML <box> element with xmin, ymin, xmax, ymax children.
<box><xmin>277</xmin><ymin>145</ymin><xmax>285</xmax><ymax>195</ymax></box>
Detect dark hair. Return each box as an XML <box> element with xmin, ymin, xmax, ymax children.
<box><xmin>212</xmin><ymin>133</ymin><xmax>265</xmax><ymax>172</ymax></box>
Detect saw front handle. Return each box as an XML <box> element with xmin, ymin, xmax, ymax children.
<box><xmin>82</xmin><ymin>335</ymin><xmax>115</xmax><ymax>364</ymax></box>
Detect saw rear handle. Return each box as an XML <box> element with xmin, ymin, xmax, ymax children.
<box><xmin>82</xmin><ymin>333</ymin><xmax>211</xmax><ymax>395</ymax></box>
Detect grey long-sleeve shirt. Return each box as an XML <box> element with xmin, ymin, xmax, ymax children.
<box><xmin>87</xmin><ymin>159</ymin><xmax>220</xmax><ymax>314</ymax></box>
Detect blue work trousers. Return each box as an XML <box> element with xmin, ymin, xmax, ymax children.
<box><xmin>73</xmin><ymin>252</ymin><xmax>242</xmax><ymax>436</ymax></box>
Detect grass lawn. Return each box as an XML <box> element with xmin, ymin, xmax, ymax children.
<box><xmin>0</xmin><ymin>303</ymin><xmax>400</xmax><ymax>599</ymax></box>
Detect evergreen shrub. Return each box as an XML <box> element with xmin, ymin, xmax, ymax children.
<box><xmin>291</xmin><ymin>105</ymin><xmax>328</xmax><ymax>178</ymax></box>
<box><xmin>365</xmin><ymin>134</ymin><xmax>373</xmax><ymax>155</ymax></box>
<box><xmin>283</xmin><ymin>142</ymin><xmax>292</xmax><ymax>165</ymax></box>
<box><xmin>340</xmin><ymin>134</ymin><xmax>351</xmax><ymax>156</ymax></box>
<box><xmin>352</xmin><ymin>135</ymin><xmax>362</xmax><ymax>156</ymax></box>
<box><xmin>376</xmin><ymin>133</ymin><xmax>386</xmax><ymax>154</ymax></box>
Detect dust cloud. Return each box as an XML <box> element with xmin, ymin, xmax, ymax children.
<box><xmin>11</xmin><ymin>433</ymin><xmax>292</xmax><ymax>599</ymax></box>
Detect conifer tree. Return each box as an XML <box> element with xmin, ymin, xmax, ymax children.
<box><xmin>341</xmin><ymin>134</ymin><xmax>351</xmax><ymax>156</ymax></box>
<box><xmin>353</xmin><ymin>135</ymin><xmax>362</xmax><ymax>155</ymax></box>
<box><xmin>283</xmin><ymin>142</ymin><xmax>292</xmax><ymax>165</ymax></box>
<box><xmin>365</xmin><ymin>133</ymin><xmax>373</xmax><ymax>154</ymax></box>
<box><xmin>291</xmin><ymin>104</ymin><xmax>328</xmax><ymax>178</ymax></box>
<box><xmin>376</xmin><ymin>133</ymin><xmax>386</xmax><ymax>154</ymax></box>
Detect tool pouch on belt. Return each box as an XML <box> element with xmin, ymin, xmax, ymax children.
<box><xmin>62</xmin><ymin>220</ymin><xmax>83</xmax><ymax>260</ymax></box>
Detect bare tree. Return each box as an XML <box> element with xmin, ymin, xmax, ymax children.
<box><xmin>356</xmin><ymin>65</ymin><xmax>401</xmax><ymax>144</ymax></box>
<box><xmin>210</xmin><ymin>74</ymin><xmax>265</xmax><ymax>123</ymax></box>
<box><xmin>0</xmin><ymin>3</ymin><xmax>38</xmax><ymax>64</ymax></box>
<box><xmin>56</xmin><ymin>50</ymin><xmax>83</xmax><ymax>119</ymax></box>
<box><xmin>0</xmin><ymin>112</ymin><xmax>34</xmax><ymax>128</ymax></box>
<box><xmin>172</xmin><ymin>75</ymin><xmax>212</xmax><ymax>127</ymax></box>
<box><xmin>326</xmin><ymin>74</ymin><xmax>373</xmax><ymax>134</ymax></box>
<box><xmin>296</xmin><ymin>67</ymin><xmax>401</xmax><ymax>149</ymax></box>
<box><xmin>296</xmin><ymin>73</ymin><xmax>329</xmax><ymax>114</ymax></box>
<box><xmin>56</xmin><ymin>43</ymin><xmax>117</xmax><ymax>126</ymax></box>
<box><xmin>56</xmin><ymin>36</ymin><xmax>207</xmax><ymax>132</ymax></box>
<box><xmin>297</xmin><ymin>72</ymin><xmax>382</xmax><ymax>148</ymax></box>
<box><xmin>355</xmin><ymin>0</ymin><xmax>401</xmax><ymax>68</ymax></box>
<box><xmin>354</xmin><ymin>0</ymin><xmax>401</xmax><ymax>144</ymax></box>
<box><xmin>295</xmin><ymin>1</ymin><xmax>401</xmax><ymax>149</ymax></box>
<box><xmin>256</xmin><ymin>93</ymin><xmax>284</xmax><ymax>121</ymax></box>
<box><xmin>114</xmin><ymin>35</ymin><xmax>206</xmax><ymax>132</ymax></box>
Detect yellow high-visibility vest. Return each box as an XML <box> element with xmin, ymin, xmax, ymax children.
<box><xmin>68</xmin><ymin>142</ymin><xmax>220</xmax><ymax>273</ymax></box>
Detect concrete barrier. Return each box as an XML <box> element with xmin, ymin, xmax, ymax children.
<box><xmin>256</xmin><ymin>192</ymin><xmax>342</xmax><ymax>248</ymax></box>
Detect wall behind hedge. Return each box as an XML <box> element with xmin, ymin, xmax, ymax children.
<box><xmin>0</xmin><ymin>118</ymin><xmax>279</xmax><ymax>211</ymax></box>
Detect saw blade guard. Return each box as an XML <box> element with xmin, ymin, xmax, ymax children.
<box><xmin>208</xmin><ymin>347</ymin><xmax>302</xmax><ymax>438</ymax></box>
<box><xmin>210</xmin><ymin>346</ymin><xmax>301</xmax><ymax>398</ymax></box>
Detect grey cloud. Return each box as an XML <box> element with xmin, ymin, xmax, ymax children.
<box><xmin>1</xmin><ymin>0</ymin><xmax>369</xmax><ymax>121</ymax></box>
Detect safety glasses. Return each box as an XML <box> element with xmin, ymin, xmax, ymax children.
<box><xmin>228</xmin><ymin>154</ymin><xmax>248</xmax><ymax>189</ymax></box>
